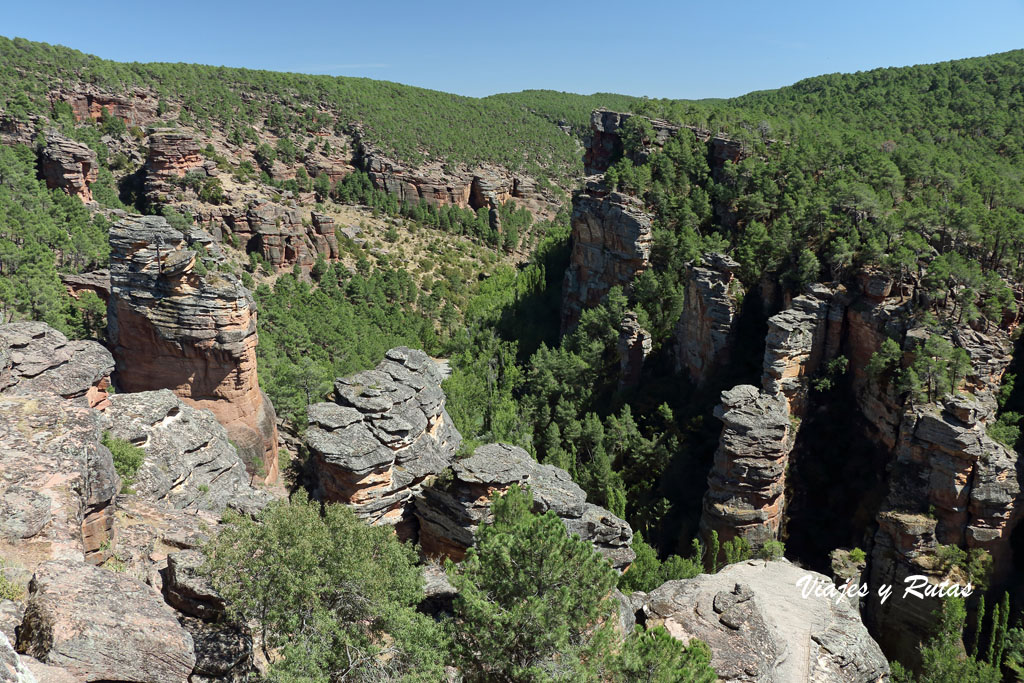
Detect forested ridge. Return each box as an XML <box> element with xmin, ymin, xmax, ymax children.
<box><xmin>2</xmin><ymin>37</ymin><xmax>1024</xmax><ymax>680</ymax></box>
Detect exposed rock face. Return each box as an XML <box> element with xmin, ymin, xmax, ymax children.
<box><xmin>0</xmin><ymin>322</ymin><xmax>113</xmax><ymax>409</ymax></box>
<box><xmin>306</xmin><ymin>347</ymin><xmax>461</xmax><ymax>536</ymax></box>
<box><xmin>355</xmin><ymin>135</ymin><xmax>557</xmax><ymax>219</ymax></box>
<box><xmin>52</xmin><ymin>87</ymin><xmax>159</xmax><ymax>126</ymax></box>
<box><xmin>700</xmin><ymin>287</ymin><xmax>841</xmax><ymax>555</ymax></box>
<box><xmin>561</xmin><ymin>187</ymin><xmax>653</xmax><ymax>332</ymax></box>
<box><xmin>617</xmin><ymin>311</ymin><xmax>651</xmax><ymax>390</ymax></box>
<box><xmin>867</xmin><ymin>393</ymin><xmax>1021</xmax><ymax>662</ymax></box>
<box><xmin>584</xmin><ymin>108</ymin><xmax>685</xmax><ymax>175</ymax></box>
<box><xmin>39</xmin><ymin>137</ymin><xmax>97</xmax><ymax>203</ymax></box>
<box><xmin>164</xmin><ymin>550</ymin><xmax>226</xmax><ymax>621</ymax></box>
<box><xmin>310</xmin><ymin>211</ymin><xmax>340</xmax><ymax>260</ymax></box>
<box><xmin>59</xmin><ymin>269</ymin><xmax>111</xmax><ymax>303</ymax></box>
<box><xmin>17</xmin><ymin>559</ymin><xmax>195</xmax><ymax>683</ymax></box>
<box><xmin>674</xmin><ymin>253</ymin><xmax>743</xmax><ymax>385</ymax></box>
<box><xmin>700</xmin><ymin>386</ymin><xmax>791</xmax><ymax>551</ymax></box>
<box><xmin>107</xmin><ymin>215</ymin><xmax>279</xmax><ymax>482</ymax></box>
<box><xmin>207</xmin><ymin>201</ymin><xmax>339</xmax><ymax>271</ymax></box>
<box><xmin>144</xmin><ymin>131</ymin><xmax>206</xmax><ymax>204</ymax></box>
<box><xmin>761</xmin><ymin>285</ymin><xmax>844</xmax><ymax>416</ymax></box>
<box><xmin>0</xmin><ymin>633</ymin><xmax>34</xmax><ymax>683</ymax></box>
<box><xmin>644</xmin><ymin>560</ymin><xmax>889</xmax><ymax>682</ymax></box>
<box><xmin>102</xmin><ymin>390</ymin><xmax>272</xmax><ymax>514</ymax></box>
<box><xmin>415</xmin><ymin>443</ymin><xmax>635</xmax><ymax>570</ymax></box>
<box><xmin>0</xmin><ymin>395</ymin><xmax>117</xmax><ymax>566</ymax></box>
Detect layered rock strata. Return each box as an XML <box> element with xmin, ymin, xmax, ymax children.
<box><xmin>700</xmin><ymin>286</ymin><xmax>842</xmax><ymax>554</ymax></box>
<box><xmin>0</xmin><ymin>322</ymin><xmax>113</xmax><ymax>409</ymax></box>
<box><xmin>674</xmin><ymin>253</ymin><xmax>743</xmax><ymax>385</ymax></box>
<box><xmin>102</xmin><ymin>389</ymin><xmax>272</xmax><ymax>514</ymax></box>
<box><xmin>51</xmin><ymin>87</ymin><xmax>160</xmax><ymax>126</ymax></box>
<box><xmin>415</xmin><ymin>443</ymin><xmax>635</xmax><ymax>569</ymax></box>
<box><xmin>143</xmin><ymin>131</ymin><xmax>207</xmax><ymax>204</ymax></box>
<box><xmin>644</xmin><ymin>560</ymin><xmax>889</xmax><ymax>682</ymax></box>
<box><xmin>561</xmin><ymin>186</ymin><xmax>653</xmax><ymax>332</ymax></box>
<box><xmin>107</xmin><ymin>215</ymin><xmax>279</xmax><ymax>482</ymax></box>
<box><xmin>305</xmin><ymin>347</ymin><xmax>461</xmax><ymax>536</ymax></box>
<box><xmin>39</xmin><ymin>137</ymin><xmax>97</xmax><ymax>203</ymax></box>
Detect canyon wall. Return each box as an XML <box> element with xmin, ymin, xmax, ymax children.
<box><xmin>674</xmin><ymin>253</ymin><xmax>743</xmax><ymax>385</ymax></box>
<box><xmin>561</xmin><ymin>183</ymin><xmax>653</xmax><ymax>333</ymax></box>
<box><xmin>106</xmin><ymin>214</ymin><xmax>279</xmax><ymax>482</ymax></box>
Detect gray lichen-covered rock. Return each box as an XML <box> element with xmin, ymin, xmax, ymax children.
<box><xmin>0</xmin><ymin>632</ymin><xmax>35</xmax><ymax>683</ymax></box>
<box><xmin>0</xmin><ymin>396</ymin><xmax>118</xmax><ymax>566</ymax></box>
<box><xmin>39</xmin><ymin>136</ymin><xmax>97</xmax><ymax>203</ymax></box>
<box><xmin>102</xmin><ymin>389</ymin><xmax>271</xmax><ymax>515</ymax></box>
<box><xmin>0</xmin><ymin>322</ymin><xmax>113</xmax><ymax>409</ymax></box>
<box><xmin>306</xmin><ymin>347</ymin><xmax>461</xmax><ymax>536</ymax></box>
<box><xmin>617</xmin><ymin>311</ymin><xmax>651</xmax><ymax>390</ymax></box>
<box><xmin>164</xmin><ymin>550</ymin><xmax>225</xmax><ymax>621</ymax></box>
<box><xmin>17</xmin><ymin>559</ymin><xmax>195</xmax><ymax>683</ymax></box>
<box><xmin>561</xmin><ymin>189</ymin><xmax>653</xmax><ymax>333</ymax></box>
<box><xmin>415</xmin><ymin>443</ymin><xmax>635</xmax><ymax>570</ymax></box>
<box><xmin>644</xmin><ymin>560</ymin><xmax>889</xmax><ymax>682</ymax></box>
<box><xmin>180</xmin><ymin>616</ymin><xmax>253</xmax><ymax>683</ymax></box>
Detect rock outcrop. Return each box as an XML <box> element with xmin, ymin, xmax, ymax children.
<box><xmin>51</xmin><ymin>87</ymin><xmax>160</xmax><ymax>126</ymax></box>
<box><xmin>306</xmin><ymin>347</ymin><xmax>461</xmax><ymax>536</ymax></box>
<box><xmin>415</xmin><ymin>443</ymin><xmax>635</xmax><ymax>570</ymax></box>
<box><xmin>0</xmin><ymin>633</ymin><xmax>34</xmax><ymax>683</ymax></box>
<box><xmin>355</xmin><ymin>135</ymin><xmax>557</xmax><ymax>219</ymax></box>
<box><xmin>584</xmin><ymin>109</ymin><xmax>685</xmax><ymax>175</ymax></box>
<box><xmin>39</xmin><ymin>137</ymin><xmax>97</xmax><ymax>203</ymax></box>
<box><xmin>0</xmin><ymin>322</ymin><xmax>113</xmax><ymax>409</ymax></box>
<box><xmin>59</xmin><ymin>269</ymin><xmax>111</xmax><ymax>303</ymax></box>
<box><xmin>700</xmin><ymin>287</ymin><xmax>842</xmax><ymax>555</ymax></box>
<box><xmin>674</xmin><ymin>253</ymin><xmax>743</xmax><ymax>385</ymax></box>
<box><xmin>102</xmin><ymin>389</ymin><xmax>272</xmax><ymax>514</ymax></box>
<box><xmin>700</xmin><ymin>386</ymin><xmax>792</xmax><ymax>551</ymax></box>
<box><xmin>561</xmin><ymin>186</ymin><xmax>653</xmax><ymax>332</ymax></box>
<box><xmin>107</xmin><ymin>215</ymin><xmax>279</xmax><ymax>482</ymax></box>
<box><xmin>143</xmin><ymin>130</ymin><xmax>207</xmax><ymax>204</ymax></box>
<box><xmin>17</xmin><ymin>559</ymin><xmax>195</xmax><ymax>683</ymax></box>
<box><xmin>617</xmin><ymin>311</ymin><xmax>651</xmax><ymax>390</ymax></box>
<box><xmin>644</xmin><ymin>560</ymin><xmax>889</xmax><ymax>682</ymax></box>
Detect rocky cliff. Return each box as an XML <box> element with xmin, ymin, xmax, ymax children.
<box><xmin>143</xmin><ymin>130</ymin><xmax>207</xmax><ymax>205</ymax></box>
<box><xmin>39</xmin><ymin>137</ymin><xmax>98</xmax><ymax>203</ymax></box>
<box><xmin>699</xmin><ymin>286</ymin><xmax>841</xmax><ymax>555</ymax></box>
<box><xmin>0</xmin><ymin>321</ymin><xmax>270</xmax><ymax>682</ymax></box>
<box><xmin>106</xmin><ymin>214</ymin><xmax>280</xmax><ymax>482</ymax></box>
<box><xmin>674</xmin><ymin>253</ymin><xmax>743</xmax><ymax>385</ymax></box>
<box><xmin>51</xmin><ymin>86</ymin><xmax>160</xmax><ymax>126</ymax></box>
<box><xmin>561</xmin><ymin>185</ymin><xmax>653</xmax><ymax>332</ymax></box>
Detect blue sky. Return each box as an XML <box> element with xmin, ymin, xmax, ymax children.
<box><xmin>6</xmin><ymin>0</ymin><xmax>1024</xmax><ymax>99</ymax></box>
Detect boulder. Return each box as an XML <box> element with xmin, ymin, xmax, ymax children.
<box><xmin>415</xmin><ymin>443</ymin><xmax>635</xmax><ymax>570</ymax></box>
<box><xmin>164</xmin><ymin>550</ymin><xmax>225</xmax><ymax>621</ymax></box>
<box><xmin>0</xmin><ymin>633</ymin><xmax>34</xmax><ymax>683</ymax></box>
<box><xmin>644</xmin><ymin>560</ymin><xmax>889</xmax><ymax>682</ymax></box>
<box><xmin>306</xmin><ymin>347</ymin><xmax>461</xmax><ymax>537</ymax></box>
<box><xmin>17</xmin><ymin>560</ymin><xmax>195</xmax><ymax>683</ymax></box>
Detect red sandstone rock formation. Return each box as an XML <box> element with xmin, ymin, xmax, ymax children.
<box><xmin>143</xmin><ymin>130</ymin><xmax>207</xmax><ymax>204</ymax></box>
<box><xmin>107</xmin><ymin>215</ymin><xmax>279</xmax><ymax>482</ymax></box>
<box><xmin>51</xmin><ymin>87</ymin><xmax>160</xmax><ymax>126</ymax></box>
<box><xmin>561</xmin><ymin>184</ymin><xmax>653</xmax><ymax>333</ymax></box>
<box><xmin>39</xmin><ymin>137</ymin><xmax>98</xmax><ymax>203</ymax></box>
